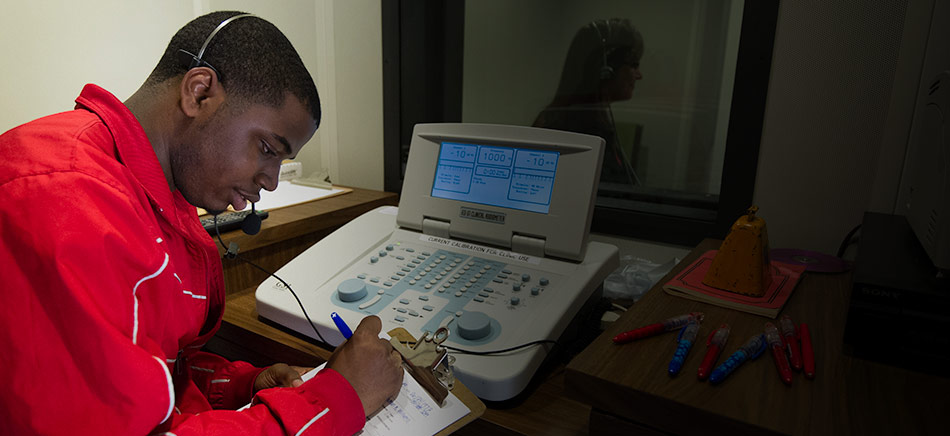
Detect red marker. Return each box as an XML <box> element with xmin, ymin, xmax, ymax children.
<box><xmin>800</xmin><ymin>323</ymin><xmax>816</xmax><ymax>379</ymax></box>
<box><xmin>612</xmin><ymin>312</ymin><xmax>705</xmax><ymax>344</ymax></box>
<box><xmin>764</xmin><ymin>322</ymin><xmax>793</xmax><ymax>385</ymax></box>
<box><xmin>780</xmin><ymin>315</ymin><xmax>803</xmax><ymax>371</ymax></box>
<box><xmin>697</xmin><ymin>324</ymin><xmax>730</xmax><ymax>381</ymax></box>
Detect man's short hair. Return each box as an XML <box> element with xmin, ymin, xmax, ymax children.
<box><xmin>146</xmin><ymin>11</ymin><xmax>321</xmax><ymax>126</ymax></box>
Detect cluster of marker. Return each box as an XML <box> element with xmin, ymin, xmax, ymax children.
<box><xmin>704</xmin><ymin>315</ymin><xmax>816</xmax><ymax>385</ymax></box>
<box><xmin>612</xmin><ymin>313</ymin><xmax>815</xmax><ymax>385</ymax></box>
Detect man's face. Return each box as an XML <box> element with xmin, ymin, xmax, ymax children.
<box><xmin>171</xmin><ymin>93</ymin><xmax>316</xmax><ymax>212</ymax></box>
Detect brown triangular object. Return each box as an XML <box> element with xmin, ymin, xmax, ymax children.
<box><xmin>703</xmin><ymin>206</ymin><xmax>772</xmax><ymax>296</ymax></box>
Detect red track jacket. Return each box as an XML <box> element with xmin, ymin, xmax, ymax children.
<box><xmin>0</xmin><ymin>85</ymin><xmax>364</xmax><ymax>435</ymax></box>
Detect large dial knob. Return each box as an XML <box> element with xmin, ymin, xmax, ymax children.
<box><xmin>337</xmin><ymin>278</ymin><xmax>368</xmax><ymax>302</ymax></box>
<box><xmin>457</xmin><ymin>311</ymin><xmax>492</xmax><ymax>340</ymax></box>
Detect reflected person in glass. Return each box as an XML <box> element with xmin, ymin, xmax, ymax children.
<box><xmin>533</xmin><ymin>18</ymin><xmax>644</xmax><ymax>185</ymax></box>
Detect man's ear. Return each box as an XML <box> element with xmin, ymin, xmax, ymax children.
<box><xmin>179</xmin><ymin>68</ymin><xmax>224</xmax><ymax>118</ymax></box>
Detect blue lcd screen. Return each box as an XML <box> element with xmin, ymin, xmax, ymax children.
<box><xmin>431</xmin><ymin>142</ymin><xmax>559</xmax><ymax>214</ymax></box>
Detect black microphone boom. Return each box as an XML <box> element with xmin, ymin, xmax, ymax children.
<box><xmin>241</xmin><ymin>202</ymin><xmax>262</xmax><ymax>235</ymax></box>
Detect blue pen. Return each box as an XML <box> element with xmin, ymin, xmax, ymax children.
<box><xmin>330</xmin><ymin>312</ymin><xmax>353</xmax><ymax>339</ymax></box>
<box><xmin>709</xmin><ymin>334</ymin><xmax>767</xmax><ymax>384</ymax></box>
<box><xmin>668</xmin><ymin>315</ymin><xmax>701</xmax><ymax>376</ymax></box>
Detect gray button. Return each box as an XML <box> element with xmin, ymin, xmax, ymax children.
<box><xmin>394</xmin><ymin>316</ymin><xmax>406</xmax><ymax>322</ymax></box>
<box><xmin>540</xmin><ymin>278</ymin><xmax>550</xmax><ymax>286</ymax></box>
<box><xmin>510</xmin><ymin>297</ymin><xmax>520</xmax><ymax>305</ymax></box>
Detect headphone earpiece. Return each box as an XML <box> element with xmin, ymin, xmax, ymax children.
<box><xmin>590</xmin><ymin>19</ymin><xmax>615</xmax><ymax>81</ymax></box>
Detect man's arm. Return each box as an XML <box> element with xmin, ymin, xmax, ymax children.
<box><xmin>0</xmin><ymin>172</ymin><xmax>392</xmax><ymax>435</ymax></box>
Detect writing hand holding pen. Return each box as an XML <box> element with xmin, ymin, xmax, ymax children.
<box><xmin>765</xmin><ymin>322</ymin><xmax>794</xmax><ymax>385</ymax></box>
<box><xmin>697</xmin><ymin>324</ymin><xmax>730</xmax><ymax>381</ymax></box>
<box><xmin>780</xmin><ymin>315</ymin><xmax>803</xmax><ymax>371</ymax></box>
<box><xmin>709</xmin><ymin>334</ymin><xmax>767</xmax><ymax>385</ymax></box>
<box><xmin>668</xmin><ymin>315</ymin><xmax>701</xmax><ymax>376</ymax></box>
<box><xmin>613</xmin><ymin>312</ymin><xmax>705</xmax><ymax>344</ymax></box>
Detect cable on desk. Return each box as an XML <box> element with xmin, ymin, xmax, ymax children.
<box><xmin>213</xmin><ymin>215</ymin><xmax>329</xmax><ymax>345</ymax></box>
<box><xmin>444</xmin><ymin>340</ymin><xmax>558</xmax><ymax>356</ymax></box>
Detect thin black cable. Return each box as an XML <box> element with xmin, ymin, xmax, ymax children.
<box><xmin>605</xmin><ymin>98</ymin><xmax>642</xmax><ymax>185</ymax></box>
<box><xmin>213</xmin><ymin>214</ymin><xmax>329</xmax><ymax>345</ymax></box>
<box><xmin>837</xmin><ymin>223</ymin><xmax>862</xmax><ymax>258</ymax></box>
<box><xmin>444</xmin><ymin>340</ymin><xmax>558</xmax><ymax>356</ymax></box>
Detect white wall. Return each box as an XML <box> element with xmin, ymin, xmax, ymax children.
<box><xmin>0</xmin><ymin>1</ymin><xmax>193</xmax><ymax>129</ymax></box>
<box><xmin>0</xmin><ymin>0</ymin><xmax>385</xmax><ymax>191</ymax></box>
<box><xmin>752</xmin><ymin>0</ymin><xmax>925</xmax><ymax>256</ymax></box>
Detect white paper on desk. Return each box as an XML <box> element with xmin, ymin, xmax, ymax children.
<box><xmin>238</xmin><ymin>183</ymin><xmax>347</xmax><ymax>212</ymax></box>
<box><xmin>298</xmin><ymin>364</ymin><xmax>470</xmax><ymax>436</ymax></box>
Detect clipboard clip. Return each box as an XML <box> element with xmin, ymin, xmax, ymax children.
<box><xmin>390</xmin><ymin>327</ymin><xmax>454</xmax><ymax>407</ymax></box>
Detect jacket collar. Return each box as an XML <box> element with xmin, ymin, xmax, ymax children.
<box><xmin>74</xmin><ymin>84</ymin><xmax>190</xmax><ymax>229</ymax></box>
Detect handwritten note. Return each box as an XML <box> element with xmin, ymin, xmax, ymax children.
<box><xmin>300</xmin><ymin>364</ymin><xmax>470</xmax><ymax>436</ymax></box>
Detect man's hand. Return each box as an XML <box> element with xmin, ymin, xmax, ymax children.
<box><xmin>327</xmin><ymin>315</ymin><xmax>404</xmax><ymax>416</ymax></box>
<box><xmin>254</xmin><ymin>363</ymin><xmax>312</xmax><ymax>392</ymax></box>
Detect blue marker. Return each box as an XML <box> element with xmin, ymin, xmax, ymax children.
<box><xmin>709</xmin><ymin>334</ymin><xmax>767</xmax><ymax>384</ymax></box>
<box><xmin>330</xmin><ymin>312</ymin><xmax>353</xmax><ymax>339</ymax></box>
<box><xmin>668</xmin><ymin>315</ymin><xmax>701</xmax><ymax>376</ymax></box>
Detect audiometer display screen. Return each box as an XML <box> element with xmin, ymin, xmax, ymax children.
<box><xmin>431</xmin><ymin>141</ymin><xmax>559</xmax><ymax>214</ymax></box>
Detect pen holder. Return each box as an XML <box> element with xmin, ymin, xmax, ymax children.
<box><xmin>703</xmin><ymin>206</ymin><xmax>772</xmax><ymax>296</ymax></box>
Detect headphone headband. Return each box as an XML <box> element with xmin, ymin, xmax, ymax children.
<box><xmin>178</xmin><ymin>13</ymin><xmax>257</xmax><ymax>79</ymax></box>
<box><xmin>589</xmin><ymin>19</ymin><xmax>614</xmax><ymax>80</ymax></box>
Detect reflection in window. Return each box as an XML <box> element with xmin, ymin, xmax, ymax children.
<box><xmin>462</xmin><ymin>1</ymin><xmax>743</xmax><ymax>209</ymax></box>
<box><xmin>383</xmin><ymin>0</ymin><xmax>778</xmax><ymax>245</ymax></box>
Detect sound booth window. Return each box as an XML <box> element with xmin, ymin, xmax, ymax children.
<box><xmin>383</xmin><ymin>0</ymin><xmax>779</xmax><ymax>246</ymax></box>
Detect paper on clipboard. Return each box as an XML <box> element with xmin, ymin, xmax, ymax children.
<box><xmin>296</xmin><ymin>364</ymin><xmax>470</xmax><ymax>436</ymax></box>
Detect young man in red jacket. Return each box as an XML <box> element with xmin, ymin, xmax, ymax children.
<box><xmin>0</xmin><ymin>11</ymin><xmax>402</xmax><ymax>435</ymax></box>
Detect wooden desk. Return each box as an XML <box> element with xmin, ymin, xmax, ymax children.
<box><xmin>217</xmin><ymin>187</ymin><xmax>398</xmax><ymax>293</ymax></box>
<box><xmin>565</xmin><ymin>239</ymin><xmax>950</xmax><ymax>435</ymax></box>
<box><xmin>206</xmin><ymin>187</ymin><xmax>592</xmax><ymax>435</ymax></box>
